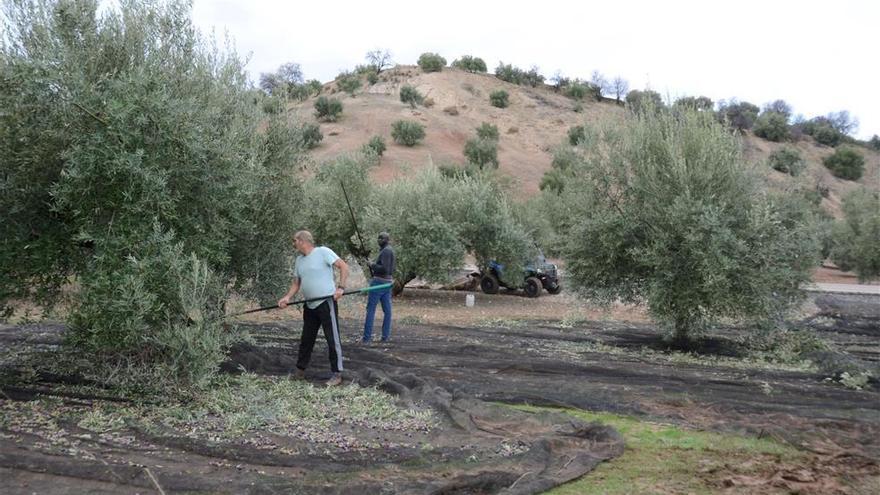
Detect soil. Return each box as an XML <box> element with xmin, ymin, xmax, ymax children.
<box><xmin>1</xmin><ymin>291</ymin><xmax>878</xmax><ymax>493</ymax></box>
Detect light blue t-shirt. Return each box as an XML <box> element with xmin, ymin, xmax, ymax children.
<box><xmin>294</xmin><ymin>246</ymin><xmax>340</xmax><ymax>309</ymax></box>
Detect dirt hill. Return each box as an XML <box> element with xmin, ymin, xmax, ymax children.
<box><xmin>291</xmin><ymin>65</ymin><xmax>879</xmax><ymax>217</ymax></box>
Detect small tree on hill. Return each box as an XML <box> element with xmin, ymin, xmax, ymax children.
<box><xmin>870</xmin><ymin>135</ymin><xmax>880</xmax><ymax>151</ymax></box>
<box><xmin>674</xmin><ymin>96</ymin><xmax>714</xmax><ymax>112</ymax></box>
<box><xmin>314</xmin><ymin>96</ymin><xmax>343</xmax><ymax>122</ymax></box>
<box><xmin>823</xmin><ymin>146</ymin><xmax>865</xmax><ymax>180</ymax></box>
<box><xmin>391</xmin><ymin>120</ymin><xmax>426</xmax><ymax>146</ymax></box>
<box><xmin>476</xmin><ymin>122</ymin><xmax>500</xmax><ymax>141</ymax></box>
<box><xmin>830</xmin><ymin>188</ymin><xmax>880</xmax><ymax>282</ymax></box>
<box><xmin>551</xmin><ymin>107</ymin><xmax>819</xmax><ymax>345</ymax></box>
<box><xmin>399</xmin><ymin>84</ymin><xmax>424</xmax><ymax>108</ymax></box>
<box><xmin>610</xmin><ymin>76</ymin><xmax>629</xmax><ymax>103</ymax></box>
<box><xmin>625</xmin><ymin>89</ymin><xmax>664</xmax><ymax>114</ymax></box>
<box><xmin>590</xmin><ymin>70</ymin><xmax>608</xmax><ymax>98</ymax></box>
<box><xmin>336</xmin><ymin>71</ymin><xmax>362</xmax><ymax>96</ymax></box>
<box><xmin>451</xmin><ymin>55</ymin><xmax>487</xmax><ymax>73</ymax></box>
<box><xmin>490</xmin><ymin>90</ymin><xmax>509</xmax><ymax>108</ymax></box>
<box><xmin>768</xmin><ymin>147</ymin><xmax>805</xmax><ymax>176</ymax></box>
<box><xmin>717</xmin><ymin>99</ymin><xmax>760</xmax><ymax>131</ymax></box>
<box><xmin>464</xmin><ymin>138</ymin><xmax>499</xmax><ymax>169</ymax></box>
<box><xmin>417</xmin><ymin>52</ymin><xmax>446</xmax><ymax>72</ymax></box>
<box><xmin>365</xmin><ymin>49</ymin><xmax>393</xmax><ymax>74</ymax></box>
<box><xmin>753</xmin><ymin>111</ymin><xmax>791</xmax><ymax>142</ymax></box>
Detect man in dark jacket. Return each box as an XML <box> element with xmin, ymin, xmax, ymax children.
<box><xmin>362</xmin><ymin>232</ymin><xmax>395</xmax><ymax>343</ymax></box>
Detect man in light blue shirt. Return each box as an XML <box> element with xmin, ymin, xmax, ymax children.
<box><xmin>278</xmin><ymin>230</ymin><xmax>349</xmax><ymax>386</ymax></box>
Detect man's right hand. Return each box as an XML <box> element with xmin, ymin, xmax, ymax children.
<box><xmin>278</xmin><ymin>296</ymin><xmax>290</xmax><ymax>308</ymax></box>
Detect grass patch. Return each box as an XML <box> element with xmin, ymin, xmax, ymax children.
<box><xmin>511</xmin><ymin>405</ymin><xmax>806</xmax><ymax>494</ymax></box>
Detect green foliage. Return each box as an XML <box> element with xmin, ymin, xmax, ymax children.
<box><xmin>565</xmin><ymin>81</ymin><xmax>591</xmax><ymax>100</ymax></box>
<box><xmin>803</xmin><ymin>118</ymin><xmax>844</xmax><ymax>146</ymax></box>
<box><xmin>464</xmin><ymin>138</ymin><xmax>499</xmax><ymax>169</ymax></box>
<box><xmin>548</xmin><ymin>109</ymin><xmax>819</xmax><ymax>343</ymax></box>
<box><xmin>625</xmin><ymin>90</ymin><xmax>665</xmax><ymax>114</ymax></box>
<box><xmin>391</xmin><ymin>120</ymin><xmax>426</xmax><ymax>146</ymax></box>
<box><xmin>336</xmin><ymin>71</ymin><xmax>362</xmax><ymax>95</ymax></box>
<box><xmin>314</xmin><ymin>96</ymin><xmax>343</xmax><ymax>122</ymax></box>
<box><xmin>830</xmin><ymin>188</ymin><xmax>880</xmax><ymax>282</ymax></box>
<box><xmin>476</xmin><ymin>122</ymin><xmax>500</xmax><ymax>141</ymax></box>
<box><xmin>753</xmin><ymin>112</ymin><xmax>791</xmax><ymax>142</ymax></box>
<box><xmin>364</xmin><ymin>169</ymin><xmax>533</xmax><ymax>288</ymax></box>
<box><xmin>0</xmin><ymin>0</ymin><xmax>305</xmax><ymax>381</ymax></box>
<box><xmin>362</xmin><ymin>135</ymin><xmax>386</xmax><ymax>156</ymax></box>
<box><xmin>568</xmin><ymin>125</ymin><xmax>587</xmax><ymax>146</ymax></box>
<box><xmin>261</xmin><ymin>95</ymin><xmax>285</xmax><ymax>114</ymax></box>
<box><xmin>490</xmin><ymin>89</ymin><xmax>509</xmax><ymax>108</ymax></box>
<box><xmin>767</xmin><ymin>147</ymin><xmax>804</xmax><ymax>176</ymax></box>
<box><xmin>494</xmin><ymin>62</ymin><xmax>544</xmax><ymax>87</ymax></box>
<box><xmin>869</xmin><ymin>134</ymin><xmax>880</xmax><ymax>150</ymax></box>
<box><xmin>417</xmin><ymin>52</ymin><xmax>446</xmax><ymax>72</ymax></box>
<box><xmin>673</xmin><ymin>96</ymin><xmax>714</xmax><ymax>112</ymax></box>
<box><xmin>367</xmin><ymin>72</ymin><xmax>379</xmax><ymax>85</ymax></box>
<box><xmin>300</xmin><ymin>122</ymin><xmax>323</xmax><ymax>149</ymax></box>
<box><xmin>823</xmin><ymin>146</ymin><xmax>865</xmax><ymax>180</ymax></box>
<box><xmin>306</xmin><ymin>79</ymin><xmax>323</xmax><ymax>96</ymax></box>
<box><xmin>717</xmin><ymin>100</ymin><xmax>760</xmax><ymax>131</ymax></box>
<box><xmin>399</xmin><ymin>84</ymin><xmax>424</xmax><ymax>108</ymax></box>
<box><xmin>451</xmin><ymin>55</ymin><xmax>487</xmax><ymax>73</ymax></box>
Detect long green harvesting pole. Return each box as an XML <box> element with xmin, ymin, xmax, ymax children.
<box><xmin>223</xmin><ymin>283</ymin><xmax>393</xmax><ymax>318</ymax></box>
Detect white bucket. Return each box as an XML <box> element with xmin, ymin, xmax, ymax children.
<box><xmin>465</xmin><ymin>293</ymin><xmax>475</xmax><ymax>307</ymax></box>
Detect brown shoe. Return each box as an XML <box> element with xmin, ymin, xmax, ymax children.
<box><xmin>290</xmin><ymin>368</ymin><xmax>306</xmax><ymax>380</ymax></box>
<box><xmin>325</xmin><ymin>373</ymin><xmax>342</xmax><ymax>387</ymax></box>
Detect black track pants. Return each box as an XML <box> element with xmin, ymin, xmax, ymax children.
<box><xmin>297</xmin><ymin>299</ymin><xmax>343</xmax><ymax>373</ymax></box>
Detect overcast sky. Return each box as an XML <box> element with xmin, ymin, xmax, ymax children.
<box><xmin>189</xmin><ymin>0</ymin><xmax>878</xmax><ymax>139</ymax></box>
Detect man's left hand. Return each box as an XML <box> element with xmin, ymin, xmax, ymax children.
<box><xmin>334</xmin><ymin>287</ymin><xmax>344</xmax><ymax>301</ymax></box>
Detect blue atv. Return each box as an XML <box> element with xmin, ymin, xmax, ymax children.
<box><xmin>480</xmin><ymin>254</ymin><xmax>561</xmax><ymax>298</ymax></box>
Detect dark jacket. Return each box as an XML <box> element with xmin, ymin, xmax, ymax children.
<box><xmin>370</xmin><ymin>245</ymin><xmax>395</xmax><ymax>280</ymax></box>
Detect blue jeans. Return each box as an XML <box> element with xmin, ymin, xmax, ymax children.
<box><xmin>363</xmin><ymin>278</ymin><xmax>392</xmax><ymax>341</ymax></box>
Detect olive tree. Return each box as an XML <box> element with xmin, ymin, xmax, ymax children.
<box><xmin>0</xmin><ymin>0</ymin><xmax>306</xmax><ymax>385</ymax></box>
<box><xmin>830</xmin><ymin>188</ymin><xmax>880</xmax><ymax>282</ymax></box>
<box><xmin>550</xmin><ymin>107</ymin><xmax>819</xmax><ymax>344</ymax></box>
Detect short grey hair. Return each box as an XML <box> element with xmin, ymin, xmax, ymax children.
<box><xmin>293</xmin><ymin>230</ymin><xmax>314</xmax><ymax>245</ymax></box>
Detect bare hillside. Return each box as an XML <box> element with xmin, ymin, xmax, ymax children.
<box><xmin>291</xmin><ymin>66</ymin><xmax>879</xmax><ymax>212</ymax></box>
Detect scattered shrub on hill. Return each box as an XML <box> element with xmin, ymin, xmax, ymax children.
<box><xmin>673</xmin><ymin>96</ymin><xmax>714</xmax><ymax>112</ymax></box>
<box><xmin>490</xmin><ymin>90</ymin><xmax>509</xmax><ymax>108</ymax></box>
<box><xmin>768</xmin><ymin>147</ymin><xmax>804</xmax><ymax>176</ymax></box>
<box><xmin>314</xmin><ymin>96</ymin><xmax>343</xmax><ymax>122</ymax></box>
<box><xmin>362</xmin><ymin>135</ymin><xmax>386</xmax><ymax>156</ymax></box>
<box><xmin>476</xmin><ymin>122</ymin><xmax>500</xmax><ymax>141</ymax></box>
<box><xmin>803</xmin><ymin>117</ymin><xmax>844</xmax><ymax>147</ymax></box>
<box><xmin>764</xmin><ymin>100</ymin><xmax>793</xmax><ymax>120</ymax></box>
<box><xmin>367</xmin><ymin>72</ymin><xmax>379</xmax><ymax>85</ymax></box>
<box><xmin>261</xmin><ymin>95</ymin><xmax>285</xmax><ymax>114</ymax></box>
<box><xmin>494</xmin><ymin>62</ymin><xmax>545</xmax><ymax>87</ymax></box>
<box><xmin>753</xmin><ymin>112</ymin><xmax>791</xmax><ymax>142</ymax></box>
<box><xmin>549</xmin><ymin>109</ymin><xmax>819</xmax><ymax>345</ymax></box>
<box><xmin>423</xmin><ymin>97</ymin><xmax>435</xmax><ymax>108</ymax></box>
<box><xmin>300</xmin><ymin>123</ymin><xmax>323</xmax><ymax>149</ymax></box>
<box><xmin>452</xmin><ymin>55</ymin><xmax>487</xmax><ymax>73</ymax></box>
<box><xmin>870</xmin><ymin>135</ymin><xmax>880</xmax><ymax>151</ymax></box>
<box><xmin>565</xmin><ymin>81</ymin><xmax>597</xmax><ymax>101</ymax></box>
<box><xmin>417</xmin><ymin>52</ymin><xmax>446</xmax><ymax>72</ymax></box>
<box><xmin>391</xmin><ymin>120</ymin><xmax>426</xmax><ymax>146</ymax></box>
<box><xmin>717</xmin><ymin>99</ymin><xmax>760</xmax><ymax>131</ymax></box>
<box><xmin>830</xmin><ymin>188</ymin><xmax>880</xmax><ymax>282</ymax></box>
<box><xmin>823</xmin><ymin>146</ymin><xmax>865</xmax><ymax>180</ymax></box>
<box><xmin>365</xmin><ymin>48</ymin><xmax>394</xmax><ymax>74</ymax></box>
<box><xmin>306</xmin><ymin>79</ymin><xmax>323</xmax><ymax>96</ymax></box>
<box><xmin>550</xmin><ymin>71</ymin><xmax>571</xmax><ymax>92</ymax></box>
<box><xmin>625</xmin><ymin>89</ymin><xmax>665</xmax><ymax>114</ymax></box>
<box><xmin>443</xmin><ymin>106</ymin><xmax>459</xmax><ymax>116</ymax></box>
<box><xmin>399</xmin><ymin>84</ymin><xmax>424</xmax><ymax>108</ymax></box>
<box><xmin>464</xmin><ymin>138</ymin><xmax>499</xmax><ymax>169</ymax></box>
<box><xmin>568</xmin><ymin>125</ymin><xmax>587</xmax><ymax>146</ymax></box>
<box><xmin>336</xmin><ymin>71</ymin><xmax>362</xmax><ymax>96</ymax></box>
<box><xmin>573</xmin><ymin>102</ymin><xmax>584</xmax><ymax>113</ymax></box>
